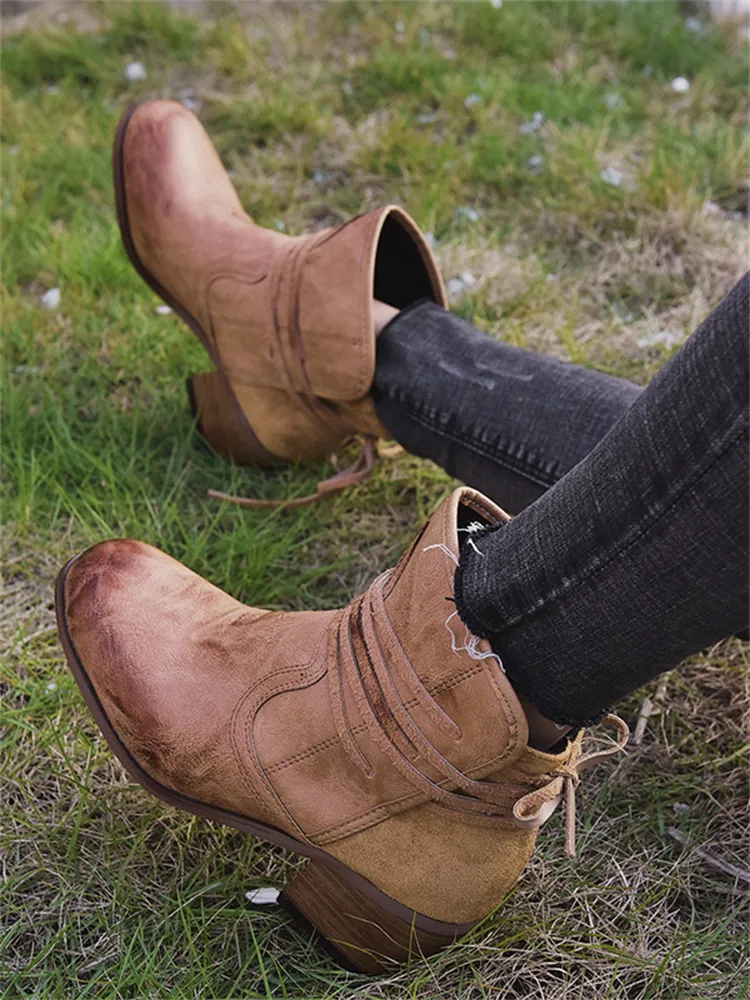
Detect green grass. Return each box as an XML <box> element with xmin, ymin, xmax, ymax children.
<box><xmin>2</xmin><ymin>2</ymin><xmax>749</xmax><ymax>998</ymax></box>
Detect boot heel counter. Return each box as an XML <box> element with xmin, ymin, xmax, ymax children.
<box><xmin>324</xmin><ymin>802</ymin><xmax>537</xmax><ymax>926</ymax></box>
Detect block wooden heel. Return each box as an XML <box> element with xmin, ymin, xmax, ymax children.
<box><xmin>279</xmin><ymin>860</ymin><xmax>467</xmax><ymax>974</ymax></box>
<box><xmin>187</xmin><ymin>370</ymin><xmax>278</xmax><ymax>467</ymax></box>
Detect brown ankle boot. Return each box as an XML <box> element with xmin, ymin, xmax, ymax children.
<box><xmin>114</xmin><ymin>100</ymin><xmax>446</xmax><ymax>504</ymax></box>
<box><xmin>55</xmin><ymin>488</ymin><xmax>627</xmax><ymax>972</ymax></box>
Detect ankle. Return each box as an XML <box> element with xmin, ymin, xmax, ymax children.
<box><xmin>517</xmin><ymin>693</ymin><xmax>572</xmax><ymax>750</ymax></box>
<box><xmin>373</xmin><ymin>299</ymin><xmax>399</xmax><ymax>336</ymax></box>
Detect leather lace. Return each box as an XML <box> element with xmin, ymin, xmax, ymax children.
<box><xmin>511</xmin><ymin>714</ymin><xmax>630</xmax><ymax>857</ymax></box>
<box><xmin>208</xmin><ymin>435</ymin><xmax>377</xmax><ymax>509</ymax></box>
<box><xmin>330</xmin><ymin>570</ymin><xmax>629</xmax><ymax>855</ymax></box>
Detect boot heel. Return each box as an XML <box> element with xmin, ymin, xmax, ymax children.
<box><xmin>279</xmin><ymin>859</ymin><xmax>466</xmax><ymax>973</ymax></box>
<box><xmin>186</xmin><ymin>370</ymin><xmax>278</xmax><ymax>467</ymax></box>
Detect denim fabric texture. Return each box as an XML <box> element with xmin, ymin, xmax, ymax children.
<box><xmin>373</xmin><ymin>275</ymin><xmax>750</xmax><ymax>726</ymax></box>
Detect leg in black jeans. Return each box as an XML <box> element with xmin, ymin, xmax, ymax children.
<box><xmin>372</xmin><ymin>274</ymin><xmax>750</xmax><ymax>727</ymax></box>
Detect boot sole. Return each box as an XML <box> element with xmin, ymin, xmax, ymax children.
<box><xmin>55</xmin><ymin>555</ymin><xmax>474</xmax><ymax>972</ymax></box>
<box><xmin>112</xmin><ymin>102</ymin><xmax>278</xmax><ymax>468</ymax></box>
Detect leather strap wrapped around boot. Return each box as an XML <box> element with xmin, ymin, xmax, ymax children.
<box><xmin>114</xmin><ymin>101</ymin><xmax>447</xmax><ymax>508</ymax></box>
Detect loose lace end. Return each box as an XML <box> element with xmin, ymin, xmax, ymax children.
<box><xmin>513</xmin><ymin>713</ymin><xmax>629</xmax><ymax>859</ymax></box>
<box><xmin>208</xmin><ymin>436</ymin><xmax>377</xmax><ymax>510</ymax></box>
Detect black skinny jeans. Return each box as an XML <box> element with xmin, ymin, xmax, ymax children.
<box><xmin>372</xmin><ymin>274</ymin><xmax>750</xmax><ymax>727</ymax></box>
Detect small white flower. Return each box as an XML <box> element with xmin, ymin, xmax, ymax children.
<box><xmin>546</xmin><ymin>273</ymin><xmax>559</xmax><ymax>283</ymax></box>
<box><xmin>42</xmin><ymin>287</ymin><xmax>61</xmax><ymax>309</ymax></box>
<box><xmin>125</xmin><ymin>61</ymin><xmax>147</xmax><ymax>83</ymax></box>
<box><xmin>460</xmin><ymin>270</ymin><xmax>477</xmax><ymax>287</ymax></box>
<box><xmin>671</xmin><ymin>76</ymin><xmax>690</xmax><ymax>93</ymax></box>
<box><xmin>600</xmin><ymin>166</ymin><xmax>623</xmax><ymax>187</ymax></box>
<box><xmin>45</xmin><ymin>681</ymin><xmax>57</xmax><ymax>693</ymax></box>
<box><xmin>605</xmin><ymin>93</ymin><xmax>622</xmax><ymax>109</ymax></box>
<box><xmin>156</xmin><ymin>304</ymin><xmax>172</xmax><ymax>315</ymax></box>
<box><xmin>395</xmin><ymin>19</ymin><xmax>405</xmax><ymax>33</ymax></box>
<box><xmin>464</xmin><ymin>93</ymin><xmax>482</xmax><ymax>109</ymax></box>
<box><xmin>527</xmin><ymin>154</ymin><xmax>545</xmax><ymax>172</ymax></box>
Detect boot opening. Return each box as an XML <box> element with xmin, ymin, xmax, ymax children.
<box><xmin>374</xmin><ymin>214</ymin><xmax>437</xmax><ymax>308</ymax></box>
<box><xmin>457</xmin><ymin>502</ymin><xmax>494</xmax><ymax>535</ymax></box>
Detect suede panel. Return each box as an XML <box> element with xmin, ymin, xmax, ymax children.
<box><xmin>326</xmin><ymin>801</ymin><xmax>537</xmax><ymax>924</ymax></box>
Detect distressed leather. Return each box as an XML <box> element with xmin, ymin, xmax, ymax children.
<box><xmin>62</xmin><ymin>488</ymin><xmax>603</xmax><ymax>923</ymax></box>
<box><xmin>119</xmin><ymin>100</ymin><xmax>447</xmax><ymax>461</ymax></box>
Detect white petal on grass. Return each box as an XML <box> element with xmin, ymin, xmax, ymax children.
<box><xmin>460</xmin><ymin>270</ymin><xmax>477</xmax><ymax>287</ymax></box>
<box><xmin>156</xmin><ymin>305</ymin><xmax>172</xmax><ymax>315</ymax></box>
<box><xmin>455</xmin><ymin>206</ymin><xmax>483</xmax><ymax>223</ymax></box>
<box><xmin>45</xmin><ymin>682</ymin><xmax>57</xmax><ymax>693</ymax></box>
<box><xmin>605</xmin><ymin>93</ymin><xmax>622</xmax><ymax>108</ymax></box>
<box><xmin>600</xmin><ymin>166</ymin><xmax>623</xmax><ymax>187</ymax></box>
<box><xmin>527</xmin><ymin>154</ymin><xmax>545</xmax><ymax>172</ymax></box>
<box><xmin>546</xmin><ymin>273</ymin><xmax>559</xmax><ymax>283</ymax></box>
<box><xmin>446</xmin><ymin>277</ymin><xmax>467</xmax><ymax>298</ymax></box>
<box><xmin>42</xmin><ymin>287</ymin><xmax>61</xmax><ymax>309</ymax></box>
<box><xmin>464</xmin><ymin>93</ymin><xmax>482</xmax><ymax>108</ymax></box>
<box><xmin>245</xmin><ymin>887</ymin><xmax>279</xmax><ymax>905</ymax></box>
<box><xmin>519</xmin><ymin>110</ymin><xmax>544</xmax><ymax>135</ymax></box>
<box><xmin>671</xmin><ymin>76</ymin><xmax>690</xmax><ymax>93</ymax></box>
<box><xmin>490</xmin><ymin>0</ymin><xmax>503</xmax><ymax>7</ymax></box>
<box><xmin>125</xmin><ymin>61</ymin><xmax>147</xmax><ymax>82</ymax></box>
<box><xmin>636</xmin><ymin>330</ymin><xmax>683</xmax><ymax>349</ymax></box>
